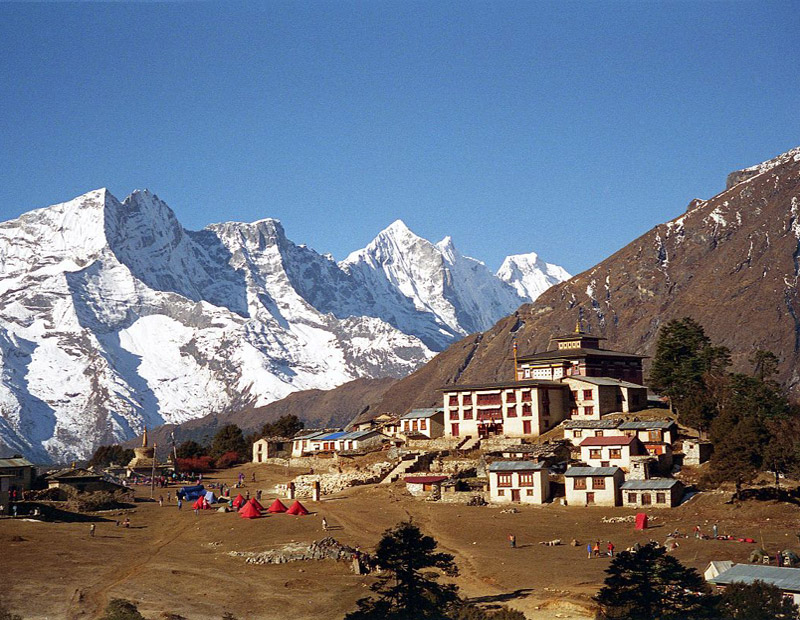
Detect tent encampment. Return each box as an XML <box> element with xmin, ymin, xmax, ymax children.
<box><xmin>178</xmin><ymin>485</ymin><xmax>205</xmax><ymax>500</ymax></box>
<box><xmin>232</xmin><ymin>494</ymin><xmax>246</xmax><ymax>509</ymax></box>
<box><xmin>204</xmin><ymin>491</ymin><xmax>217</xmax><ymax>504</ymax></box>
<box><xmin>286</xmin><ymin>500</ymin><xmax>309</xmax><ymax>516</ymax></box>
<box><xmin>239</xmin><ymin>499</ymin><xmax>262</xmax><ymax>519</ymax></box>
<box><xmin>267</xmin><ymin>499</ymin><xmax>288</xmax><ymax>513</ymax></box>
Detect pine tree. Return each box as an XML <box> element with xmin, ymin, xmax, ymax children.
<box><xmin>345</xmin><ymin>521</ymin><xmax>460</xmax><ymax>620</ymax></box>
<box><xmin>649</xmin><ymin>317</ymin><xmax>729</xmax><ymax>433</ymax></box>
<box><xmin>595</xmin><ymin>543</ymin><xmax>717</xmax><ymax>619</ymax></box>
<box><xmin>259</xmin><ymin>414</ymin><xmax>304</xmax><ymax>439</ymax></box>
<box><xmin>210</xmin><ymin>425</ymin><xmax>248</xmax><ymax>459</ymax></box>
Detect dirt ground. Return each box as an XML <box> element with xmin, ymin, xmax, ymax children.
<box><xmin>3</xmin><ymin>463</ymin><xmax>800</xmax><ymax>620</ymax></box>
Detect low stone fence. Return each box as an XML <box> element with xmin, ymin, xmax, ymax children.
<box><xmin>430</xmin><ymin>458</ymin><xmax>479</xmax><ymax>477</ymax></box>
<box><xmin>406</xmin><ymin>437</ymin><xmax>463</xmax><ymax>452</ymax></box>
<box><xmin>291</xmin><ymin>461</ymin><xmax>394</xmax><ymax>497</ymax></box>
<box><xmin>258</xmin><ymin>455</ymin><xmax>339</xmax><ymax>472</ymax></box>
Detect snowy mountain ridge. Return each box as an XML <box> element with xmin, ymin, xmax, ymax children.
<box><xmin>0</xmin><ymin>189</ymin><xmax>568</xmax><ymax>462</ymax></box>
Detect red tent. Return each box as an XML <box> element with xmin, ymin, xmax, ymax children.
<box><xmin>267</xmin><ymin>498</ymin><xmax>288</xmax><ymax>513</ymax></box>
<box><xmin>249</xmin><ymin>498</ymin><xmax>265</xmax><ymax>511</ymax></box>
<box><xmin>286</xmin><ymin>500</ymin><xmax>309</xmax><ymax>516</ymax></box>
<box><xmin>231</xmin><ymin>494</ymin><xmax>246</xmax><ymax>509</ymax></box>
<box><xmin>193</xmin><ymin>496</ymin><xmax>209</xmax><ymax>510</ymax></box>
<box><xmin>239</xmin><ymin>500</ymin><xmax>262</xmax><ymax>519</ymax></box>
<box><xmin>635</xmin><ymin>513</ymin><xmax>648</xmax><ymax>530</ymax></box>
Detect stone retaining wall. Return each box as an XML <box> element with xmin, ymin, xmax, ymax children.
<box><xmin>292</xmin><ymin>461</ymin><xmax>393</xmax><ymax>497</ymax></box>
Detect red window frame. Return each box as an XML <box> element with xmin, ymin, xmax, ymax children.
<box><xmin>497</xmin><ymin>473</ymin><xmax>513</xmax><ymax>488</ymax></box>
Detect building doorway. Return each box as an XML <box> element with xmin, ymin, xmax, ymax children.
<box><xmin>511</xmin><ymin>489</ymin><xmax>521</xmax><ymax>502</ymax></box>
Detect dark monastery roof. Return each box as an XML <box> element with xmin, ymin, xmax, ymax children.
<box><xmin>440</xmin><ymin>379</ymin><xmax>565</xmax><ymax>392</ymax></box>
<box><xmin>517</xmin><ymin>348</ymin><xmax>646</xmax><ymax>363</ymax></box>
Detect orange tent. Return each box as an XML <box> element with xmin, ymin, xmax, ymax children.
<box><xmin>239</xmin><ymin>500</ymin><xmax>262</xmax><ymax>519</ymax></box>
<box><xmin>232</xmin><ymin>494</ymin><xmax>246</xmax><ymax>509</ymax></box>
<box><xmin>267</xmin><ymin>498</ymin><xmax>288</xmax><ymax>513</ymax></box>
<box><xmin>286</xmin><ymin>500</ymin><xmax>309</xmax><ymax>516</ymax></box>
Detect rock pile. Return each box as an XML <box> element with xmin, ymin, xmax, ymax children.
<box><xmin>229</xmin><ymin>537</ymin><xmax>371</xmax><ymax>566</ymax></box>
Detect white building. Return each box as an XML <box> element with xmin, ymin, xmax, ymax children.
<box><xmin>487</xmin><ymin>461</ymin><xmax>550</xmax><ymax>504</ymax></box>
<box><xmin>562</xmin><ymin>419</ymin><xmax>622</xmax><ymax>443</ymax></box>
<box><xmin>620</xmin><ymin>479</ymin><xmax>684</xmax><ymax>508</ymax></box>
<box><xmin>290</xmin><ymin>429</ymin><xmax>388</xmax><ymax>457</ymax></box>
<box><xmin>399</xmin><ymin>408</ymin><xmax>444</xmax><ymax>439</ymax></box>
<box><xmin>579</xmin><ymin>435</ymin><xmax>644</xmax><ymax>470</ymax></box>
<box><xmin>564</xmin><ymin>466</ymin><xmax>624</xmax><ymax>507</ymax></box>
<box><xmin>441</xmin><ymin>380</ymin><xmax>569</xmax><ymax>439</ymax></box>
<box><xmin>252</xmin><ymin>437</ymin><xmax>292</xmax><ymax>463</ymax></box>
<box><xmin>562</xmin><ymin>376</ymin><xmax>648</xmax><ymax>418</ymax></box>
<box><xmin>708</xmin><ymin>564</ymin><xmax>800</xmax><ymax>606</ymax></box>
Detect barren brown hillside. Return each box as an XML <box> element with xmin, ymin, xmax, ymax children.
<box><xmin>362</xmin><ymin>147</ymin><xmax>800</xmax><ymax>418</ymax></box>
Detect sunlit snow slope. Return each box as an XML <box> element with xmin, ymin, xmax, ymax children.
<box><xmin>0</xmin><ymin>190</ymin><xmax>568</xmax><ymax>461</ymax></box>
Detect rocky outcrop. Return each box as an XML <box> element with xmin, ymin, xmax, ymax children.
<box><xmin>230</xmin><ymin>537</ymin><xmax>372</xmax><ymax>566</ymax></box>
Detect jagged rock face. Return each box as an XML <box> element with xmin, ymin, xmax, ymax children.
<box><xmin>0</xmin><ymin>191</ymin><xmax>566</xmax><ymax>462</ymax></box>
<box><xmin>366</xmin><ymin>146</ymin><xmax>800</xmax><ymax>417</ymax></box>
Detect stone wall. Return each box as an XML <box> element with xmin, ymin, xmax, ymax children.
<box><xmin>291</xmin><ymin>461</ymin><xmax>394</xmax><ymax>497</ymax></box>
<box><xmin>406</xmin><ymin>437</ymin><xmax>463</xmax><ymax>452</ymax></box>
<box><xmin>430</xmin><ymin>458</ymin><xmax>479</xmax><ymax>477</ymax></box>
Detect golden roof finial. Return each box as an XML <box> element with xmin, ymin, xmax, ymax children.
<box><xmin>575</xmin><ymin>319</ymin><xmax>582</xmax><ymax>334</ymax></box>
<box><xmin>142</xmin><ymin>426</ymin><xmax>148</xmax><ymax>448</ymax></box>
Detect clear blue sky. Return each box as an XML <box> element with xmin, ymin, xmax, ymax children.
<box><xmin>1</xmin><ymin>2</ymin><xmax>798</xmax><ymax>275</ymax></box>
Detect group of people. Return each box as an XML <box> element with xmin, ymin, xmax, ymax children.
<box><xmin>587</xmin><ymin>541</ymin><xmax>615</xmax><ymax>558</ymax></box>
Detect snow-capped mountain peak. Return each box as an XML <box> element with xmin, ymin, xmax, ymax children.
<box><xmin>0</xmin><ymin>191</ymin><xmax>568</xmax><ymax>462</ymax></box>
<box><xmin>497</xmin><ymin>252</ymin><xmax>572</xmax><ymax>301</ymax></box>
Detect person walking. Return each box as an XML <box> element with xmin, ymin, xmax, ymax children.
<box><xmin>167</xmin><ymin>491</ymin><xmax>171</xmax><ymax>503</ymax></box>
<box><xmin>177</xmin><ymin>498</ymin><xmax>182</xmax><ymax>511</ymax></box>
<box><xmin>593</xmin><ymin>541</ymin><xmax>600</xmax><ymax>558</ymax></box>
<box><xmin>712</xmin><ymin>523</ymin><xmax>718</xmax><ymax>538</ymax></box>
<box><xmin>587</xmin><ymin>543</ymin><xmax>593</xmax><ymax>559</ymax></box>
<box><xmin>158</xmin><ymin>495</ymin><xmax>163</xmax><ymax>507</ymax></box>
<box><xmin>508</xmin><ymin>534</ymin><xmax>516</xmax><ymax>549</ymax></box>
<box><xmin>251</xmin><ymin>472</ymin><xmax>256</xmax><ymax>483</ymax></box>
<box><xmin>322</xmin><ymin>517</ymin><xmax>328</xmax><ymax>531</ymax></box>
<box><xmin>607</xmin><ymin>541</ymin><xmax>615</xmax><ymax>557</ymax></box>
<box><xmin>89</xmin><ymin>523</ymin><xmax>96</xmax><ymax>537</ymax></box>
<box><xmin>694</xmin><ymin>525</ymin><xmax>701</xmax><ymax>539</ymax></box>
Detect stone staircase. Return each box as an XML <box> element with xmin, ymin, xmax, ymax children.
<box><xmin>458</xmin><ymin>435</ymin><xmax>481</xmax><ymax>452</ymax></box>
<box><xmin>380</xmin><ymin>452</ymin><xmax>427</xmax><ymax>484</ymax></box>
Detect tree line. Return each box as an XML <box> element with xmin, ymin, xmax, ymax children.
<box><xmin>88</xmin><ymin>414</ymin><xmax>305</xmax><ymax>472</ymax></box>
<box><xmin>650</xmin><ymin>317</ymin><xmax>798</xmax><ymax>490</ymax></box>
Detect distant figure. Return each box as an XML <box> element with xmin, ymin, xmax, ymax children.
<box><xmin>322</xmin><ymin>517</ymin><xmax>328</xmax><ymax>531</ymax></box>
<box><xmin>251</xmin><ymin>472</ymin><xmax>256</xmax><ymax>482</ymax></box>
<box><xmin>587</xmin><ymin>543</ymin><xmax>593</xmax><ymax>559</ymax></box>
<box><xmin>508</xmin><ymin>534</ymin><xmax>516</xmax><ymax>549</ymax></box>
<box><xmin>607</xmin><ymin>541</ymin><xmax>614</xmax><ymax>557</ymax></box>
<box><xmin>593</xmin><ymin>541</ymin><xmax>600</xmax><ymax>558</ymax></box>
<box><xmin>694</xmin><ymin>525</ymin><xmax>701</xmax><ymax>539</ymax></box>
<box><xmin>158</xmin><ymin>495</ymin><xmax>163</xmax><ymax>507</ymax></box>
<box><xmin>89</xmin><ymin>523</ymin><xmax>96</xmax><ymax>537</ymax></box>
<box><xmin>712</xmin><ymin>523</ymin><xmax>718</xmax><ymax>538</ymax></box>
<box><xmin>177</xmin><ymin>499</ymin><xmax>183</xmax><ymax>511</ymax></box>
<box><xmin>12</xmin><ymin>504</ymin><xmax>17</xmax><ymax>517</ymax></box>
<box><xmin>123</xmin><ymin>517</ymin><xmax>130</xmax><ymax>528</ymax></box>
<box><xmin>245</xmin><ymin>490</ymin><xmax>250</xmax><ymax>501</ymax></box>
<box><xmin>167</xmin><ymin>492</ymin><xmax>171</xmax><ymax>503</ymax></box>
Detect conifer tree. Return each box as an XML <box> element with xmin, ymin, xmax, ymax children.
<box><xmin>595</xmin><ymin>543</ymin><xmax>717</xmax><ymax>619</ymax></box>
<box><xmin>719</xmin><ymin>580</ymin><xmax>799</xmax><ymax>619</ymax></box>
<box><xmin>345</xmin><ymin>521</ymin><xmax>460</xmax><ymax>620</ymax></box>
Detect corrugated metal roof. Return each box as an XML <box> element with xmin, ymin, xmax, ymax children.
<box><xmin>563</xmin><ymin>419</ymin><xmax>620</xmax><ymax>429</ymax></box>
<box><xmin>580</xmin><ymin>435</ymin><xmax>637</xmax><ymax>447</ymax></box>
<box><xmin>619</xmin><ymin>420</ymin><xmax>675</xmax><ymax>430</ymax></box>
<box><xmin>710</xmin><ymin>564</ymin><xmax>800</xmax><ymax>592</ymax></box>
<box><xmin>0</xmin><ymin>457</ymin><xmax>35</xmax><ymax>468</ymax></box>
<box><xmin>320</xmin><ymin>432</ymin><xmax>347</xmax><ymax>440</ymax></box>
<box><xmin>621</xmin><ymin>479</ymin><xmax>681</xmax><ymax>490</ymax></box>
<box><xmin>400</xmin><ymin>408</ymin><xmax>442</xmax><ymax>420</ymax></box>
<box><xmin>488</xmin><ymin>461</ymin><xmax>547</xmax><ymax>471</ymax></box>
<box><xmin>565</xmin><ymin>466</ymin><xmax>620</xmax><ymax>477</ymax></box>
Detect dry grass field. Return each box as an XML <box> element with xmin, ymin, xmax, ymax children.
<box><xmin>3</xmin><ymin>462</ymin><xmax>800</xmax><ymax>620</ymax></box>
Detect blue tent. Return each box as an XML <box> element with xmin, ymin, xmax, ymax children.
<box><xmin>178</xmin><ymin>484</ymin><xmax>205</xmax><ymax>500</ymax></box>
